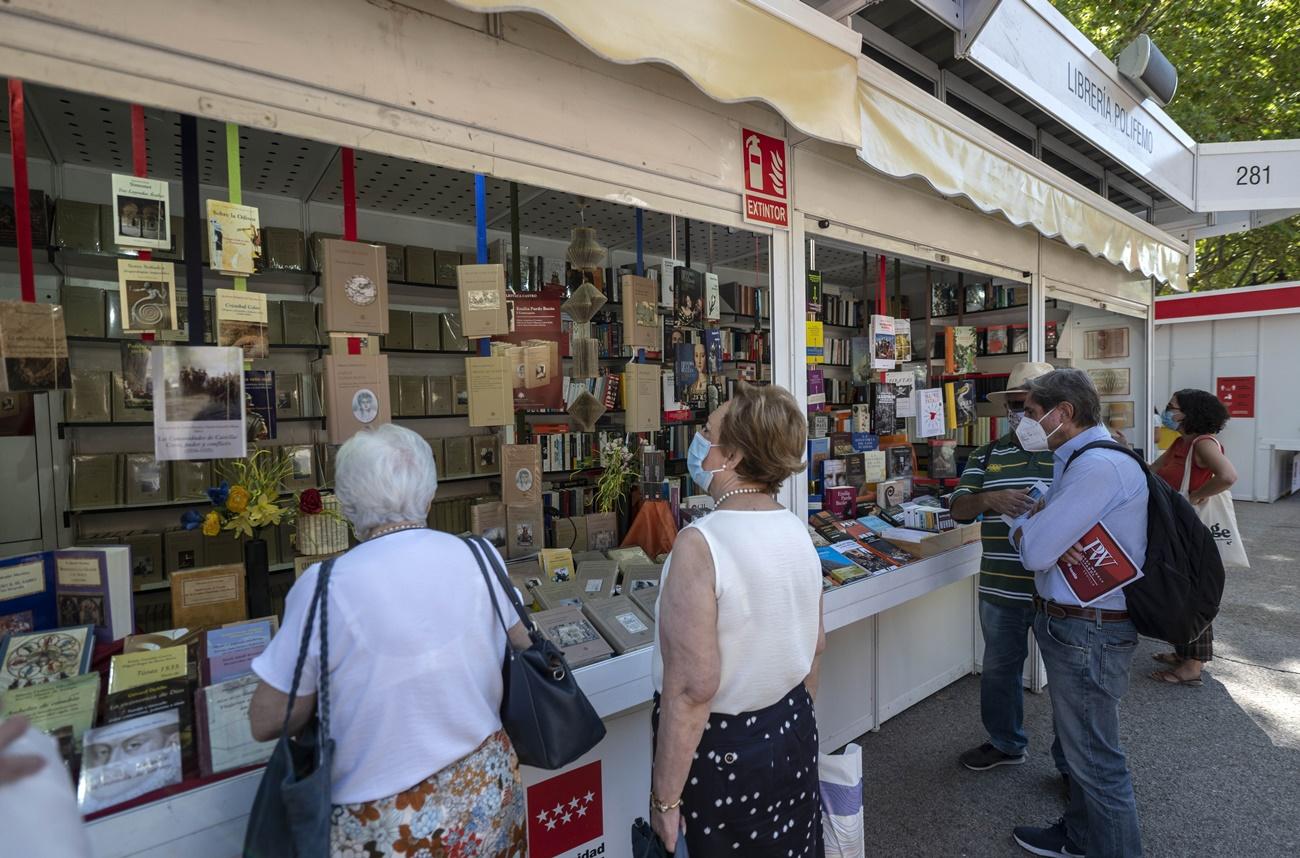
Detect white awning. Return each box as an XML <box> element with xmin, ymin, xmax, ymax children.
<box><xmin>444</xmin><ymin>0</ymin><xmax>863</xmax><ymax>148</ymax></box>
<box><xmin>855</xmin><ymin>66</ymin><xmax>1188</xmax><ymax>291</ymax></box>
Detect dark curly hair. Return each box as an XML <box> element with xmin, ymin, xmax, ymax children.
<box><xmin>1172</xmin><ymin>388</ymin><xmax>1229</xmax><ymax>435</ymax></box>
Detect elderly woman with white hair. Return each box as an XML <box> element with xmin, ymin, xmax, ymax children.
<box><xmin>248</xmin><ymin>424</ymin><xmax>529</xmax><ymax>857</ymax></box>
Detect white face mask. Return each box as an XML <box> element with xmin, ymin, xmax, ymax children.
<box><xmin>1015</xmin><ymin>406</ymin><xmax>1063</xmax><ymax>452</ymax></box>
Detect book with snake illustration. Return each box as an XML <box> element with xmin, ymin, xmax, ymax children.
<box><xmin>117</xmin><ymin>259</ymin><xmax>178</xmax><ymax>333</ymax></box>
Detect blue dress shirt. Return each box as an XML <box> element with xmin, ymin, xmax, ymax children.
<box><xmin>1012</xmin><ymin>424</ymin><xmax>1148</xmax><ymax>610</ymax></box>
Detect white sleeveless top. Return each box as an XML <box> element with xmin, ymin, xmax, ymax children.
<box><xmin>651</xmin><ymin>509</ymin><xmax>823</xmax><ymax>716</ymax></box>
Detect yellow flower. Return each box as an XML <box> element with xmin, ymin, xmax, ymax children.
<box><xmin>227</xmin><ymin>485</ymin><xmax>251</xmax><ymax>514</ymax></box>
<box><xmin>201</xmin><ymin>511</ymin><xmax>222</xmax><ymax>537</ymax></box>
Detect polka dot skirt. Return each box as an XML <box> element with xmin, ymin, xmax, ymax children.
<box><xmin>653</xmin><ymin>685</ymin><xmax>824</xmax><ymax>857</ymax></box>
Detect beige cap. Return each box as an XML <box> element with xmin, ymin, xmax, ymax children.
<box><xmin>986</xmin><ymin>361</ymin><xmax>1056</xmax><ymax>403</ymax></box>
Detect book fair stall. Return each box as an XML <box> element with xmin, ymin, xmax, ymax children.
<box><xmin>0</xmin><ymin>2</ymin><xmax>1186</xmax><ymax>856</ymax></box>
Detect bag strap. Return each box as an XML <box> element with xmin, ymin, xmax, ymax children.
<box><xmin>1063</xmin><ymin>439</ymin><xmax>1150</xmax><ymax>475</ymax></box>
<box><xmin>282</xmin><ymin>556</ymin><xmax>335</xmax><ymax>740</ymax></box>
<box><xmin>464</xmin><ymin>535</ymin><xmax>534</xmax><ymax>632</ymax></box>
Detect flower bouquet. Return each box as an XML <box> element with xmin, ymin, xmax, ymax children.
<box><xmin>580</xmin><ymin>436</ymin><xmax>639</xmax><ymax>514</ymax></box>
<box><xmin>181</xmin><ymin>450</ymin><xmax>294</xmax><ymax>540</ymax></box>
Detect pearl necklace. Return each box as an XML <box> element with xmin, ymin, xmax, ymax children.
<box><xmin>366</xmin><ymin>522</ymin><xmax>426</xmax><ymax>540</ymax></box>
<box><xmin>715</xmin><ymin>487</ymin><xmax>764</xmax><ymax>507</ymax></box>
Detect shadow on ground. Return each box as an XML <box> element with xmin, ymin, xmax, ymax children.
<box><xmin>854</xmin><ymin>495</ymin><xmax>1300</xmax><ymax>857</ymax></box>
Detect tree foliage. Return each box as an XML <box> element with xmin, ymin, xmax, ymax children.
<box><xmin>1051</xmin><ymin>0</ymin><xmax>1300</xmax><ymax>291</ymax></box>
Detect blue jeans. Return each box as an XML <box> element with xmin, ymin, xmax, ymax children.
<box><xmin>979</xmin><ymin>599</ymin><xmax>1066</xmax><ymax>772</ymax></box>
<box><xmin>1035</xmin><ymin>608</ymin><xmax>1143</xmax><ymax>857</ymax></box>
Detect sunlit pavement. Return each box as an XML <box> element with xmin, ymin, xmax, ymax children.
<box><xmin>854</xmin><ymin>494</ymin><xmax>1300</xmax><ymax>857</ymax></box>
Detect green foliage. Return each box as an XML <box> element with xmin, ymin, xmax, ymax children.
<box><xmin>1051</xmin><ymin>0</ymin><xmax>1300</xmax><ymax>290</ymax></box>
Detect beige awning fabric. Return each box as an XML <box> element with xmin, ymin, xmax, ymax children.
<box><xmin>856</xmin><ymin>80</ymin><xmax>1188</xmax><ymax>290</ymax></box>
<box><xmin>444</xmin><ymin>0</ymin><xmax>862</xmax><ymax>148</ymax></box>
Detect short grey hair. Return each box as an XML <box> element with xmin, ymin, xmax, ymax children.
<box><xmin>334</xmin><ymin>424</ymin><xmax>437</xmax><ymax>535</ymax></box>
<box><xmin>1024</xmin><ymin>368</ymin><xmax>1101</xmax><ymax>427</ymax></box>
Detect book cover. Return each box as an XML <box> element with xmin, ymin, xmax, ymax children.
<box><xmin>60</xmin><ymin>285</ymin><xmax>107</xmax><ymax>338</ymax></box>
<box><xmin>205</xmin><ymin>200</ymin><xmax>261</xmax><ymax>276</ymax></box>
<box><xmin>852</xmin><ymin>432</ymin><xmax>880</xmax><ymax>453</ymax></box>
<box><xmin>427</xmin><ymin>375</ymin><xmax>453</xmax><ymax>416</ymax></box>
<box><xmin>821</xmin><ymin>458</ymin><xmax>845</xmax><ymax>487</ymax></box>
<box><xmin>501</xmin><ymin>444</ymin><xmax>542</xmax><ymax>506</ymax></box>
<box><xmin>585</xmin><ymin>512</ymin><xmax>618</xmax><ymax>552</ymax></box>
<box><xmin>66</xmin><ymin>369</ymin><xmax>111</xmax><ymax>422</ymax></box>
<box><xmin>77</xmin><ymin>709</ymin><xmax>182</xmax><ymax>814</ymax></box>
<box><xmin>195</xmin><ymin>674</ymin><xmax>275</xmax><ymax>777</ymax></box>
<box><xmin>805</xmin><ymin>321</ymin><xmax>824</xmax><ymax>365</ymax></box>
<box><xmin>873</xmin><ymin>389</ymin><xmax>897</xmax><ymax>435</ymax></box>
<box><xmin>0</xmin><ymin>301</ymin><xmax>72</xmax><ymax>392</ymax></box>
<box><xmin>0</xmin><ymin>671</ymin><xmax>100</xmax><ymax>744</ymax></box>
<box><xmin>824</xmin><ymin>485</ymin><xmax>857</xmax><ymax>519</ymax></box>
<box><xmin>987</xmin><ymin>325</ymin><xmax>1008</xmax><ymax>355</ymax></box>
<box><xmin>472</xmin><ymin>434</ymin><xmax>499</xmax><ymax>475</ymax></box>
<box><xmin>466</xmin><ymin>355</ymin><xmax>514</xmax><ymax>427</ymax></box>
<box><xmin>673</xmin><ymin>266</ymin><xmax>705</xmax><ymax>329</ymax></box>
<box><xmin>886</xmin><ymin>446</ymin><xmax>914</xmax><ymax>479</ymax></box>
<box><xmin>323</xmin><ymin>354</ymin><xmax>391</xmax><ymax>444</ymax></box>
<box><xmin>877</xmin><ymin>477</ymin><xmax>911</xmax><ymax>508</ymax></box>
<box><xmin>658</xmin><ymin>258</ymin><xmax>682</xmax><ymax>307</ymax></box>
<box><xmin>674</xmin><ymin>342</ymin><xmax>704</xmax><ymax>404</ymax></box>
<box><xmin>861</xmin><ymin>450</ymin><xmax>887</xmax><ymax>483</ymax></box>
<box><xmin>215</xmin><ymin>289</ymin><xmax>269</xmax><ymax>359</ymax></box>
<box><xmin>530</xmin><ymin>605</ymin><xmax>613</xmax><ymax>668</ymax></box>
<box><xmin>107</xmin><ymin>645</ymin><xmax>188</xmax><ymax>695</ymax></box>
<box><xmin>203</xmin><ymin>619</ymin><xmax>274</xmax><ymax>659</ymax></box>
<box><xmin>918</xmin><ymin>388</ymin><xmax>946</xmax><ymax>437</ymax></box>
<box><xmin>151</xmin><ymin>345</ymin><xmax>246</xmax><ymax>462</ymax></box>
<box><xmin>622</xmin><ymin>274</ymin><xmax>660</xmax><ymax>349</ymax></box>
<box><xmin>0</xmin><ymin>624</ymin><xmax>95</xmax><ymax>690</ymax></box>
<box><xmin>53</xmin><ymin>547</ymin><xmax>133</xmax><ymax>643</ymax></box>
<box><xmin>583</xmin><ymin>596</ymin><xmax>654</xmax><ymax>654</ymax></box>
<box><xmin>863</xmin><ymin>537</ymin><xmax>917</xmax><ymax>566</ymax></box>
<box><xmin>442</xmin><ymin>436</ymin><xmax>472</xmax><ymax>479</ymax></box>
<box><xmin>169</xmin><ymin>564</ymin><xmax>247</xmax><ymax>631</ymax></box>
<box><xmin>0</xmin><ymin>553</ymin><xmax>57</xmax><ymax>633</ymax></box>
<box><xmin>886</xmin><ymin>370</ymin><xmax>916</xmax><ymax>418</ymax></box>
<box><xmin>831</xmin><ymin>540</ymin><xmax>895</xmax><ymax>576</ymax></box>
<box><xmin>506</xmin><ymin>502</ymin><xmax>543</xmax><ymax>559</ymax></box>
<box><xmin>575</xmin><ymin>560</ymin><xmax>618</xmax><ymax>601</ymax></box>
<box><xmin>703</xmin><ymin>329</ymin><xmax>723</xmax><ymax>374</ymax></box>
<box><xmin>495</xmin><ymin>294</ymin><xmax>562</xmax><ymax>409</ymax></box>
<box><xmin>262</xmin><ymin>227</ymin><xmax>306</xmax><ymax>272</ymax></box>
<box><xmin>280</xmin><ymin>301</ymin><xmax>319</xmax><ymax>346</ymax></box>
<box><xmin>70</xmin><ymin>453</ymin><xmax>120</xmax><ymax>509</ymax></box>
<box><xmin>929</xmin><ymin>440</ymin><xmax>958</xmax><ymax>478</ymax></box>
<box><xmin>1052</xmin><ymin>522</ymin><xmax>1143</xmax><ymax>606</ymax></box>
<box><xmin>440</xmin><ymin>312</ymin><xmax>469</xmax><ymax>352</ymax></box>
<box><xmin>280</xmin><ymin>444</ymin><xmax>315</xmax><ymax>492</ymax></box>
<box><xmin>624</xmin><ymin>361</ymin><xmax>662</xmax><ymax>432</ymax></box>
<box><xmin>894</xmin><ymin>319</ymin><xmax>912</xmax><ymax>363</ymax></box>
<box><xmin>540</xmin><ymin>548</ymin><xmax>576</xmax><ymax>583</ymax></box>
<box><xmin>530</xmin><ymin>579</ymin><xmax>587</xmax><ymax>611</ymax></box>
<box><xmin>321</xmin><ymin>239</ymin><xmax>389</xmax><ymax>334</ymax></box>
<box><xmin>705</xmin><ymin>272</ymin><xmax>720</xmax><ymax>322</ymax></box>
<box><xmin>244</xmin><ymin>369</ymin><xmax>276</xmax><ymax>442</ymax></box>
<box><xmin>855</xmin><ymin>514</ymin><xmax>893</xmax><ymax>535</ymax></box>
<box><xmin>457</xmin><ymin>263</ymin><xmax>509</xmax><ymax>338</ymax></box>
<box><xmin>953</xmin><ymin>326</ymin><xmax>978</xmax><ymax>373</ymax></box>
<box><xmin>122</xmin><ymin>531</ymin><xmax>166</xmax><ymax>587</ymax></box>
<box><xmin>871</xmin><ymin>315</ymin><xmax>896</xmax><ymax>370</ymax></box>
<box><xmin>955</xmin><ymin>380</ymin><xmax>977</xmax><ymax>427</ymax></box>
<box><xmin>111</xmin><ymin>174</ymin><xmax>171</xmax><ymax>250</ymax></box>
<box><xmin>470</xmin><ymin>501</ymin><xmax>507</xmax><ymax>548</ymax></box>
<box><xmin>816</xmin><ymin>545</ymin><xmax>859</xmax><ymax>580</ymax></box>
<box><xmin>1010</xmin><ymin>324</ymin><xmax>1030</xmax><ymax>354</ymax></box>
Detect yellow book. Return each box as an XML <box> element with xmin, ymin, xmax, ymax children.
<box><xmin>108</xmin><ymin>645</ymin><xmax>188</xmax><ymax>694</ymax></box>
<box><xmin>943</xmin><ymin>382</ymin><xmax>958</xmax><ymax>431</ymax></box>
<box><xmin>539</xmin><ymin>547</ymin><xmax>575</xmax><ymax>583</ymax></box>
<box><xmin>806</xmin><ymin>320</ymin><xmax>824</xmax><ymax>365</ymax></box>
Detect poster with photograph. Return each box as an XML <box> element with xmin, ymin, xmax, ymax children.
<box><xmin>215</xmin><ymin>289</ymin><xmax>269</xmax><ymax>359</ymax></box>
<box><xmin>111</xmin><ymin>174</ymin><xmax>171</xmax><ymax>250</ymax></box>
<box><xmin>77</xmin><ymin>709</ymin><xmax>182</xmax><ymax>813</ymax></box>
<box><xmin>1084</xmin><ymin>327</ymin><xmax>1130</xmax><ymax>360</ymax></box>
<box><xmin>206</xmin><ymin>200</ymin><xmax>262</xmax><ymax>276</ymax></box>
<box><xmin>152</xmin><ymin>346</ymin><xmax>247</xmax><ymax>461</ymax></box>
<box><xmin>1087</xmin><ymin>368</ymin><xmax>1131</xmax><ymax>396</ymax></box>
<box><xmin>117</xmin><ymin>259</ymin><xmax>178</xmax><ymax>334</ymax></box>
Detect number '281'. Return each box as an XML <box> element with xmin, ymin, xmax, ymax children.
<box><xmin>1235</xmin><ymin>165</ymin><xmax>1271</xmax><ymax>185</ymax></box>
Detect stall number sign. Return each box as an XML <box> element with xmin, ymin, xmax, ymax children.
<box><xmin>527</xmin><ymin>761</ymin><xmax>604</xmax><ymax>858</ymax></box>
<box><xmin>1195</xmin><ymin>140</ymin><xmax>1300</xmax><ymax>212</ymax></box>
<box><xmin>742</xmin><ymin>128</ymin><xmax>789</xmax><ymax>228</ymax></box>
<box><xmin>1216</xmin><ymin>376</ymin><xmax>1256</xmax><ymax>418</ymax></box>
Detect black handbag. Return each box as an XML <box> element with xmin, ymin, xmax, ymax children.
<box><xmin>632</xmin><ymin>817</ymin><xmax>673</xmax><ymax>857</ymax></box>
<box><xmin>464</xmin><ymin>535</ymin><xmax>606</xmax><ymax>769</ymax></box>
<box><xmin>243</xmin><ymin>557</ymin><xmax>336</xmax><ymax>857</ymax></box>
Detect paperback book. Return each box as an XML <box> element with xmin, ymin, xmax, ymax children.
<box><xmin>206</xmin><ymin>200</ymin><xmax>261</xmax><ymax>276</ymax></box>
<box><xmin>215</xmin><ymin>289</ymin><xmax>269</xmax><ymax>359</ymax></box>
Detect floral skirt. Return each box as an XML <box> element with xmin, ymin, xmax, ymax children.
<box><xmin>329</xmin><ymin>730</ymin><xmax>527</xmax><ymax>858</ymax></box>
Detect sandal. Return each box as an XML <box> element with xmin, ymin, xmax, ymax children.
<box><xmin>1152</xmin><ymin>653</ymin><xmax>1182</xmax><ymax>666</ymax></box>
<box><xmin>1150</xmin><ymin>669</ymin><xmax>1203</xmax><ymax>687</ymax></box>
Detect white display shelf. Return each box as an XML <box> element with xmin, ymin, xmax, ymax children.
<box><xmin>822</xmin><ymin>541</ymin><xmax>981</xmax><ymax>634</ymax></box>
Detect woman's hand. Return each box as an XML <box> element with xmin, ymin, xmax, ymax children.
<box><xmin>651</xmin><ymin>806</ymin><xmax>682</xmax><ymax>852</ymax></box>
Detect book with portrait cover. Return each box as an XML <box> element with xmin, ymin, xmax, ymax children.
<box><xmin>0</xmin><ymin>301</ymin><xmax>72</xmax><ymax>392</ymax></box>
<box><xmin>673</xmin><ymin>266</ymin><xmax>705</xmax><ymax>329</ymax></box>
<box><xmin>323</xmin><ymin>354</ymin><xmax>391</xmax><ymax>444</ymax></box>
<box><xmin>457</xmin><ymin>263</ymin><xmax>509</xmax><ymax>338</ymax></box>
<box><xmin>321</xmin><ymin>239</ymin><xmax>389</xmax><ymax>334</ymax></box>
<box><xmin>501</xmin><ymin>443</ymin><xmax>542</xmax><ymax>506</ymax></box>
<box><xmin>206</xmin><ymin>200</ymin><xmax>261</xmax><ymax>276</ymax></box>
<box><xmin>77</xmin><ymin>709</ymin><xmax>183</xmax><ymax>813</ymax></box>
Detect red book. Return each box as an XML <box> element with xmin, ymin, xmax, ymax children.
<box><xmin>824</xmin><ymin>486</ymin><xmax>857</xmax><ymax>519</ymax></box>
<box><xmin>1056</xmin><ymin>522</ymin><xmax>1142</xmax><ymax>606</ymax></box>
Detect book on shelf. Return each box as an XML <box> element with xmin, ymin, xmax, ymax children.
<box><xmin>954</xmin><ymin>380</ymin><xmax>977</xmax><ymax>427</ymax></box>
<box><xmin>0</xmin><ymin>623</ymin><xmax>96</xmax><ymax>689</ymax></box>
<box><xmin>673</xmin><ymin>266</ymin><xmax>705</xmax><ymax>329</ymax></box>
<box><xmin>918</xmin><ymin>388</ymin><xmax>946</xmax><ymax>437</ymax></box>
<box><xmin>195</xmin><ymin>674</ymin><xmax>276</xmax><ymax>777</ymax></box>
<box><xmin>986</xmin><ymin>324</ymin><xmax>1008</xmax><ymax>355</ymax></box>
<box><xmin>323</xmin><ymin>354</ymin><xmax>391</xmax><ymax>444</ymax></box>
<box><xmin>103</xmin><ymin>676</ymin><xmax>193</xmax><ymax>765</ymax></box>
<box><xmin>824</xmin><ymin>485</ymin><xmax>857</xmax><ymax>519</ymax></box>
<box><xmin>107</xmin><ymin>645</ymin><xmax>188</xmax><ymax>695</ymax></box>
<box><xmin>457</xmin><ymin>263</ymin><xmax>509</xmax><ymax>337</ymax></box>
<box><xmin>52</xmin><ymin>547</ymin><xmax>134</xmax><ymax>643</ymax></box>
<box><xmin>244</xmin><ymin>370</ymin><xmax>277</xmax><ymax>442</ymax></box>
<box><xmin>885</xmin><ymin>446</ymin><xmax>914</xmax><ymax>479</ymax></box>
<box><xmin>0</xmin><ymin>301</ymin><xmax>72</xmax><ymax>393</ymax></box>
<box><xmin>169</xmin><ymin>564</ymin><xmax>247</xmax><ymax>630</ymax></box>
<box><xmin>214</xmin><ymin>288</ymin><xmax>268</xmax><ymax>359</ymax></box>
<box><xmin>501</xmin><ymin>444</ymin><xmax>542</xmax><ymax>505</ymax></box>
<box><xmin>441</xmin><ymin>436</ymin><xmax>473</xmax><ymax>479</ymax></box>
<box><xmin>466</xmin><ymin>355</ymin><xmax>514</xmax><ymax>427</ymax></box>
<box><xmin>1009</xmin><ymin>325</ymin><xmax>1029</xmax><ymax>354</ymax></box>
<box><xmin>873</xmin><ymin>389</ymin><xmax>897</xmax><ymax>435</ymax></box>
<box><xmin>77</xmin><ymin>709</ymin><xmax>184</xmax><ymax>814</ymax></box>
<box><xmin>0</xmin><ymin>671</ymin><xmax>100</xmax><ymax>745</ymax></box>
<box><xmin>122</xmin><ymin>531</ymin><xmax>166</xmax><ymax>588</ymax></box>
<box><xmin>506</xmin><ymin>502</ymin><xmax>544</xmax><ymax>559</ymax></box>
<box><xmin>530</xmin><ymin>605</ymin><xmax>613</xmax><ymax>667</ymax></box>
<box><xmin>894</xmin><ymin>319</ymin><xmax>912</xmax><ymax>363</ymax></box>
<box><xmin>929</xmin><ymin>439</ymin><xmax>958</xmax><ymax>478</ymax></box>
<box><xmin>540</xmin><ymin>548</ymin><xmax>576</xmax><ymax>583</ymax></box>
<box><xmin>60</xmin><ymin>285</ymin><xmax>107</xmax><ymax>338</ymax></box>
<box><xmin>583</xmin><ymin>596</ymin><xmax>654</xmax><ymax>654</ymax></box>
<box><xmin>321</xmin><ymin>239</ymin><xmax>389</xmax><ymax>334</ymax></box>
<box><xmin>705</xmin><ymin>272</ymin><xmax>720</xmax><ymax>323</ymax></box>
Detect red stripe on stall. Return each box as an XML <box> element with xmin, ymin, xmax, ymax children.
<box><xmin>7</xmin><ymin>80</ymin><xmax>35</xmax><ymax>303</ymax></box>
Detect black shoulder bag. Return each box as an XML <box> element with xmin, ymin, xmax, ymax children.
<box><xmin>243</xmin><ymin>557</ymin><xmax>335</xmax><ymax>857</ymax></box>
<box><xmin>464</xmin><ymin>535</ymin><xmax>606</xmax><ymax>770</ymax></box>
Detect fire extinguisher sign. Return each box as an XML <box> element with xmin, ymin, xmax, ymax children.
<box><xmin>741</xmin><ymin>127</ymin><xmax>789</xmax><ymax>229</ymax></box>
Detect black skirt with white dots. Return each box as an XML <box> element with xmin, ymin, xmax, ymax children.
<box><xmin>653</xmin><ymin>684</ymin><xmax>824</xmax><ymax>857</ymax></box>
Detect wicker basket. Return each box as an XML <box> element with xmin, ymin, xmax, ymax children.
<box><xmin>296</xmin><ymin>493</ymin><xmax>349</xmax><ymax>556</ymax></box>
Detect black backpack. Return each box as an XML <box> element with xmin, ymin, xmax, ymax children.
<box><xmin>1064</xmin><ymin>440</ymin><xmax>1225</xmax><ymax>645</ymax></box>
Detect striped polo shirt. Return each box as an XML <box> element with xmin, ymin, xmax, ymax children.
<box><xmin>950</xmin><ymin>434</ymin><xmax>1054</xmax><ymax>607</ymax></box>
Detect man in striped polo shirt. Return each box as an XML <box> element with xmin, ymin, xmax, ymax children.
<box><xmin>950</xmin><ymin>362</ymin><xmax>1063</xmax><ymax>776</ymax></box>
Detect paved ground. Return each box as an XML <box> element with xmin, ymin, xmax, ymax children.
<box><xmin>855</xmin><ymin>494</ymin><xmax>1300</xmax><ymax>857</ymax></box>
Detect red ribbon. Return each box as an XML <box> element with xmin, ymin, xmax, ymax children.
<box><xmin>131</xmin><ymin>104</ymin><xmax>155</xmax><ymax>340</ymax></box>
<box><xmin>347</xmin><ymin>336</ymin><xmax>361</xmax><ymax>355</ymax></box>
<box><xmin>7</xmin><ymin>80</ymin><xmax>35</xmax><ymax>303</ymax></box>
<box><xmin>341</xmin><ymin>147</ymin><xmax>357</xmax><ymax>241</ymax></box>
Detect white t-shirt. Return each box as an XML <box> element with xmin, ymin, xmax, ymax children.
<box><xmin>652</xmin><ymin>509</ymin><xmax>822</xmax><ymax>716</ymax></box>
<box><xmin>251</xmin><ymin>529</ymin><xmax>512</xmax><ymax>804</ymax></box>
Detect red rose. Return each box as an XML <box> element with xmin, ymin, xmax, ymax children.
<box><xmin>299</xmin><ymin>488</ymin><xmax>324</xmax><ymax>515</ymax></box>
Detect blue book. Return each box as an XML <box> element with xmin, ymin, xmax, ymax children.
<box><xmin>816</xmin><ymin>545</ymin><xmax>856</xmax><ymax>575</ymax></box>
<box><xmin>703</xmin><ymin>329</ymin><xmax>723</xmax><ymax>373</ymax></box>
<box><xmin>855</xmin><ymin>515</ymin><xmax>893</xmax><ymax>535</ymax></box>
<box><xmin>244</xmin><ymin>369</ymin><xmax>277</xmax><ymax>441</ymax></box>
<box><xmin>203</xmin><ymin>619</ymin><xmax>275</xmax><ymax>659</ymax></box>
<box><xmin>0</xmin><ymin>553</ymin><xmax>57</xmax><ymax>636</ymax></box>
<box><xmin>851</xmin><ymin>432</ymin><xmax>880</xmax><ymax>452</ymax></box>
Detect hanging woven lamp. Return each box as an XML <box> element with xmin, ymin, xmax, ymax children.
<box><xmin>566</xmin><ymin>198</ymin><xmax>607</xmax><ymax>272</ymax></box>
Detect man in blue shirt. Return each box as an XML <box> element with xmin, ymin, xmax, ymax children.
<box><xmin>1008</xmin><ymin>369</ymin><xmax>1147</xmax><ymax>858</ymax></box>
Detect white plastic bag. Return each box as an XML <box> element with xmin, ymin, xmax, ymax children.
<box><xmin>819</xmin><ymin>742</ymin><xmax>864</xmax><ymax>858</ymax></box>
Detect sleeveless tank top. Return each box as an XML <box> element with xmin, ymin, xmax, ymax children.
<box><xmin>1155</xmin><ymin>434</ymin><xmax>1220</xmax><ymax>494</ymax></box>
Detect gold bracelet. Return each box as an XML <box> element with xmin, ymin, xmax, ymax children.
<box><xmin>650</xmin><ymin>792</ymin><xmax>683</xmax><ymax>813</ymax></box>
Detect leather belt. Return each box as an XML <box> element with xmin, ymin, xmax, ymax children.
<box><xmin>1034</xmin><ymin>595</ymin><xmax>1130</xmax><ymax>623</ymax></box>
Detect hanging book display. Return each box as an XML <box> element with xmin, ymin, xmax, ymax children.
<box><xmin>117</xmin><ymin>259</ymin><xmax>178</xmax><ymax>334</ymax></box>
<box><xmin>205</xmin><ymin>201</ymin><xmax>261</xmax><ymax>276</ymax></box>
<box><xmin>0</xmin><ymin>301</ymin><xmax>72</xmax><ymax>392</ymax></box>
<box><xmin>111</xmin><ymin>174</ymin><xmax>171</xmax><ymax>250</ymax></box>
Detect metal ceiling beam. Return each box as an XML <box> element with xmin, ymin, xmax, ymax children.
<box><xmin>851</xmin><ymin>17</ymin><xmax>941</xmax><ymax>83</ymax></box>
<box><xmin>1040</xmin><ymin>132</ymin><xmax>1104</xmax><ymax>180</ymax></box>
<box><xmin>940</xmin><ymin>70</ymin><xmax>1036</xmax><ymax>141</ymax></box>
<box><xmin>815</xmin><ymin>0</ymin><xmax>873</xmax><ymax>22</ymax></box>
<box><xmin>1105</xmin><ymin>170</ymin><xmax>1154</xmax><ymax>210</ymax></box>
<box><xmin>486</xmin><ymin>187</ymin><xmax>546</xmax><ymax>228</ymax></box>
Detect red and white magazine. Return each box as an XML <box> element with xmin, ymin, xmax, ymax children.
<box><xmin>1056</xmin><ymin>522</ymin><xmax>1143</xmax><ymax>607</ymax></box>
